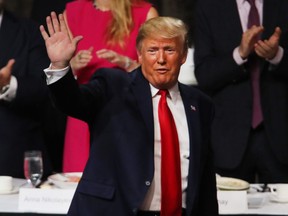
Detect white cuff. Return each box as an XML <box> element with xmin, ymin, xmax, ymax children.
<box><xmin>0</xmin><ymin>76</ymin><xmax>17</xmax><ymax>102</ymax></box>
<box><xmin>44</xmin><ymin>64</ymin><xmax>70</xmax><ymax>85</ymax></box>
<box><xmin>233</xmin><ymin>47</ymin><xmax>248</xmax><ymax>65</ymax></box>
<box><xmin>267</xmin><ymin>46</ymin><xmax>283</xmax><ymax>65</ymax></box>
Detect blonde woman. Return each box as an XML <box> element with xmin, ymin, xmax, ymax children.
<box><xmin>62</xmin><ymin>0</ymin><xmax>158</xmax><ymax>172</ymax></box>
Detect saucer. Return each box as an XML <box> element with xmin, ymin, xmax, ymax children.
<box><xmin>0</xmin><ymin>186</ymin><xmax>19</xmax><ymax>195</ymax></box>
<box><xmin>270</xmin><ymin>194</ymin><xmax>288</xmax><ymax>203</ymax></box>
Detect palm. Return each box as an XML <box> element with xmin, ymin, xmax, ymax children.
<box><xmin>45</xmin><ymin>31</ymin><xmax>75</xmax><ymax>64</ymax></box>
<box><xmin>40</xmin><ymin>12</ymin><xmax>82</xmax><ymax>68</ymax></box>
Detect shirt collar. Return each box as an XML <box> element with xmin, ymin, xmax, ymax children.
<box><xmin>150</xmin><ymin>83</ymin><xmax>180</xmax><ymax>104</ymax></box>
<box><xmin>236</xmin><ymin>0</ymin><xmax>263</xmax><ymax>7</ymax></box>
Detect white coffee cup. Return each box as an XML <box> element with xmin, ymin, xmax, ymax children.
<box><xmin>0</xmin><ymin>176</ymin><xmax>13</xmax><ymax>192</ymax></box>
<box><xmin>270</xmin><ymin>184</ymin><xmax>288</xmax><ymax>202</ymax></box>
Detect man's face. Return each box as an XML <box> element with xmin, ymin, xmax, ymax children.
<box><xmin>138</xmin><ymin>36</ymin><xmax>187</xmax><ymax>90</ymax></box>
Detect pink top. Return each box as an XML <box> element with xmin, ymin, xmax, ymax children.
<box><xmin>66</xmin><ymin>0</ymin><xmax>151</xmax><ymax>83</ymax></box>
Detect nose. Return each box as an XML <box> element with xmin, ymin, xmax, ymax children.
<box><xmin>157</xmin><ymin>50</ymin><xmax>166</xmax><ymax>65</ymax></box>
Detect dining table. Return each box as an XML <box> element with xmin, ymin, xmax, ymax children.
<box><xmin>0</xmin><ymin>178</ymin><xmax>288</xmax><ymax>216</ymax></box>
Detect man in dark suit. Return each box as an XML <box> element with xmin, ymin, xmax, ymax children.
<box><xmin>40</xmin><ymin>12</ymin><xmax>218</xmax><ymax>216</ymax></box>
<box><xmin>194</xmin><ymin>0</ymin><xmax>288</xmax><ymax>183</ymax></box>
<box><xmin>0</xmin><ymin>1</ymin><xmax>53</xmax><ymax>178</ymax></box>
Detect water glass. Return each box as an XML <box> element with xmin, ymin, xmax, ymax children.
<box><xmin>24</xmin><ymin>150</ymin><xmax>43</xmax><ymax>187</ymax></box>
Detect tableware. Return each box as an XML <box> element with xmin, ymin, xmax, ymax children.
<box><xmin>0</xmin><ymin>186</ymin><xmax>19</xmax><ymax>195</ymax></box>
<box><xmin>216</xmin><ymin>176</ymin><xmax>250</xmax><ymax>190</ymax></box>
<box><xmin>0</xmin><ymin>176</ymin><xmax>13</xmax><ymax>193</ymax></box>
<box><xmin>24</xmin><ymin>150</ymin><xmax>43</xmax><ymax>187</ymax></box>
<box><xmin>269</xmin><ymin>184</ymin><xmax>288</xmax><ymax>202</ymax></box>
<box><xmin>247</xmin><ymin>192</ymin><xmax>269</xmax><ymax>208</ymax></box>
<box><xmin>48</xmin><ymin>172</ymin><xmax>82</xmax><ymax>189</ymax></box>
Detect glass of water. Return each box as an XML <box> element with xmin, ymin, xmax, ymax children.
<box><xmin>24</xmin><ymin>150</ymin><xmax>43</xmax><ymax>187</ymax></box>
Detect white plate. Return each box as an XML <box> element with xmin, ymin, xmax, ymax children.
<box><xmin>48</xmin><ymin>172</ymin><xmax>82</xmax><ymax>189</ymax></box>
<box><xmin>216</xmin><ymin>177</ymin><xmax>250</xmax><ymax>190</ymax></box>
<box><xmin>0</xmin><ymin>186</ymin><xmax>19</xmax><ymax>195</ymax></box>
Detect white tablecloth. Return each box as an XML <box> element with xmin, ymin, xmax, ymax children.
<box><xmin>0</xmin><ymin>179</ymin><xmax>288</xmax><ymax>215</ymax></box>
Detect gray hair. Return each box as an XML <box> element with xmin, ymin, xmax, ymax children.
<box><xmin>136</xmin><ymin>16</ymin><xmax>188</xmax><ymax>54</ymax></box>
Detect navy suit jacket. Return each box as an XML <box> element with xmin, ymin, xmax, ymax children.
<box><xmin>49</xmin><ymin>67</ymin><xmax>218</xmax><ymax>216</ymax></box>
<box><xmin>194</xmin><ymin>0</ymin><xmax>288</xmax><ymax>169</ymax></box>
<box><xmin>0</xmin><ymin>10</ymin><xmax>53</xmax><ymax>178</ymax></box>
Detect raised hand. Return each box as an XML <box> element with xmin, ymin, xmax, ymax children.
<box><xmin>40</xmin><ymin>12</ymin><xmax>83</xmax><ymax>69</ymax></box>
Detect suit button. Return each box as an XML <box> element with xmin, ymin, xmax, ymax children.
<box><xmin>145</xmin><ymin>181</ymin><xmax>150</xmax><ymax>186</ymax></box>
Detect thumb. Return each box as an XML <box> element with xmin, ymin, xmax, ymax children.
<box><xmin>1</xmin><ymin>59</ymin><xmax>15</xmax><ymax>75</ymax></box>
<box><xmin>270</xmin><ymin>27</ymin><xmax>281</xmax><ymax>43</ymax></box>
<box><xmin>0</xmin><ymin>59</ymin><xmax>15</xmax><ymax>85</ymax></box>
<box><xmin>6</xmin><ymin>59</ymin><xmax>15</xmax><ymax>71</ymax></box>
<box><xmin>72</xmin><ymin>35</ymin><xmax>83</xmax><ymax>48</ymax></box>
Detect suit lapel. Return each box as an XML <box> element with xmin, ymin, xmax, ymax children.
<box><xmin>222</xmin><ymin>0</ymin><xmax>243</xmax><ymax>43</ymax></box>
<box><xmin>129</xmin><ymin>68</ymin><xmax>154</xmax><ymax>147</ymax></box>
<box><xmin>179</xmin><ymin>84</ymin><xmax>202</xmax><ymax>204</ymax></box>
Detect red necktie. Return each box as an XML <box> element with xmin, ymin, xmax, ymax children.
<box><xmin>247</xmin><ymin>0</ymin><xmax>263</xmax><ymax>128</ymax></box>
<box><xmin>158</xmin><ymin>89</ymin><xmax>182</xmax><ymax>216</ymax></box>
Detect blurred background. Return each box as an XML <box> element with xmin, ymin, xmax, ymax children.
<box><xmin>5</xmin><ymin>0</ymin><xmax>196</xmax><ymax>44</ymax></box>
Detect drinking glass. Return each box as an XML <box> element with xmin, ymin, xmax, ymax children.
<box><xmin>24</xmin><ymin>150</ymin><xmax>43</xmax><ymax>187</ymax></box>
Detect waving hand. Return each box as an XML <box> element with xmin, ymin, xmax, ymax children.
<box><xmin>40</xmin><ymin>12</ymin><xmax>83</xmax><ymax>69</ymax></box>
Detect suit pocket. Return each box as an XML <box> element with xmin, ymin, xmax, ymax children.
<box><xmin>77</xmin><ymin>179</ymin><xmax>115</xmax><ymax>200</ymax></box>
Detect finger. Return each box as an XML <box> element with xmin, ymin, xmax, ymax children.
<box><xmin>88</xmin><ymin>46</ymin><xmax>94</xmax><ymax>52</ymax></box>
<box><xmin>256</xmin><ymin>40</ymin><xmax>270</xmax><ymax>52</ymax></box>
<box><xmin>0</xmin><ymin>59</ymin><xmax>15</xmax><ymax>77</ymax></box>
<box><xmin>39</xmin><ymin>25</ymin><xmax>49</xmax><ymax>41</ymax></box>
<box><xmin>273</xmin><ymin>27</ymin><xmax>281</xmax><ymax>39</ymax></box>
<box><xmin>6</xmin><ymin>59</ymin><xmax>15</xmax><ymax>70</ymax></box>
<box><xmin>72</xmin><ymin>35</ymin><xmax>83</xmax><ymax>48</ymax></box>
<box><xmin>58</xmin><ymin>13</ymin><xmax>68</xmax><ymax>35</ymax></box>
<box><xmin>46</xmin><ymin>15</ymin><xmax>55</xmax><ymax>36</ymax></box>
<box><xmin>51</xmin><ymin>11</ymin><xmax>60</xmax><ymax>33</ymax></box>
<box><xmin>269</xmin><ymin>27</ymin><xmax>281</xmax><ymax>45</ymax></box>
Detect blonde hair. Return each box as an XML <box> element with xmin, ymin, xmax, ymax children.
<box><xmin>136</xmin><ymin>16</ymin><xmax>188</xmax><ymax>54</ymax></box>
<box><xmin>107</xmin><ymin>0</ymin><xmax>142</xmax><ymax>47</ymax></box>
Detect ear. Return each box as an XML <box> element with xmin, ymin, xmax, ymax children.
<box><xmin>181</xmin><ymin>51</ymin><xmax>188</xmax><ymax>65</ymax></box>
<box><xmin>137</xmin><ymin>50</ymin><xmax>143</xmax><ymax>64</ymax></box>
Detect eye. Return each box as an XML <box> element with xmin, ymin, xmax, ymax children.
<box><xmin>147</xmin><ymin>49</ymin><xmax>157</xmax><ymax>54</ymax></box>
<box><xmin>166</xmin><ymin>48</ymin><xmax>176</xmax><ymax>54</ymax></box>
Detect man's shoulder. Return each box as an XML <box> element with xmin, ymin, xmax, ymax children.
<box><xmin>179</xmin><ymin>83</ymin><xmax>213</xmax><ymax>105</ymax></box>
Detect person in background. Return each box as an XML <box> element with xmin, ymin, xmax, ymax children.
<box><xmin>194</xmin><ymin>0</ymin><xmax>288</xmax><ymax>183</ymax></box>
<box><xmin>0</xmin><ymin>0</ymin><xmax>53</xmax><ymax>178</ymax></box>
<box><xmin>62</xmin><ymin>0</ymin><xmax>158</xmax><ymax>172</ymax></box>
<box><xmin>30</xmin><ymin>0</ymin><xmax>72</xmax><ymax>173</ymax></box>
<box><xmin>40</xmin><ymin>13</ymin><xmax>218</xmax><ymax>215</ymax></box>
<box><xmin>30</xmin><ymin>0</ymin><xmax>72</xmax><ymax>26</ymax></box>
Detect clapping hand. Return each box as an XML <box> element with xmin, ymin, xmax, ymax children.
<box><xmin>239</xmin><ymin>25</ymin><xmax>264</xmax><ymax>59</ymax></box>
<box><xmin>255</xmin><ymin>27</ymin><xmax>281</xmax><ymax>60</ymax></box>
<box><xmin>40</xmin><ymin>12</ymin><xmax>83</xmax><ymax>69</ymax></box>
